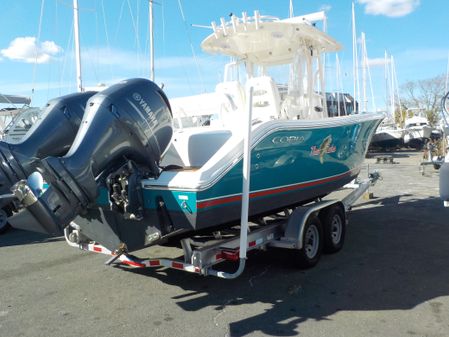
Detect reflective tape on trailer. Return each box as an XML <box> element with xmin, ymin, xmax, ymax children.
<box><xmin>78</xmin><ymin>242</ymin><xmax>202</xmax><ymax>274</ymax></box>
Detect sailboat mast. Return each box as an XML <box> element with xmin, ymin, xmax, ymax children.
<box><xmin>361</xmin><ymin>32</ymin><xmax>367</xmax><ymax>113</ymax></box>
<box><xmin>391</xmin><ymin>55</ymin><xmax>402</xmax><ymax>123</ymax></box>
<box><xmin>445</xmin><ymin>52</ymin><xmax>449</xmax><ymax>94</ymax></box>
<box><xmin>336</xmin><ymin>54</ymin><xmax>341</xmax><ymax>116</ymax></box>
<box><xmin>289</xmin><ymin>0</ymin><xmax>294</xmax><ymax>18</ymax></box>
<box><xmin>352</xmin><ymin>2</ymin><xmax>359</xmax><ymax>113</ymax></box>
<box><xmin>384</xmin><ymin>50</ymin><xmax>389</xmax><ymax>114</ymax></box>
<box><xmin>73</xmin><ymin>0</ymin><xmax>83</xmax><ymax>92</ymax></box>
<box><xmin>390</xmin><ymin>55</ymin><xmax>396</xmax><ymax>118</ymax></box>
<box><xmin>149</xmin><ymin>0</ymin><xmax>155</xmax><ymax>81</ymax></box>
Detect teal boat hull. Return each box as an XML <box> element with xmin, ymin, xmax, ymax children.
<box><xmin>72</xmin><ymin>115</ymin><xmax>382</xmax><ymax>252</ymax></box>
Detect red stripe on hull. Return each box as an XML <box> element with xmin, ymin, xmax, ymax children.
<box><xmin>197</xmin><ymin>169</ymin><xmax>356</xmax><ymax>210</ymax></box>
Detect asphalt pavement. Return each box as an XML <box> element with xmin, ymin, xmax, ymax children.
<box><xmin>1</xmin><ymin>151</ymin><xmax>448</xmax><ymax>337</ymax></box>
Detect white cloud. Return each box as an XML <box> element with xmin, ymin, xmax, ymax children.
<box><xmin>0</xmin><ymin>80</ymin><xmax>72</xmax><ymax>93</ymax></box>
<box><xmin>320</xmin><ymin>4</ymin><xmax>332</xmax><ymax>12</ymax></box>
<box><xmin>81</xmin><ymin>47</ymin><xmax>147</xmax><ymax>71</ymax></box>
<box><xmin>81</xmin><ymin>46</ymin><xmax>225</xmax><ymax>73</ymax></box>
<box><xmin>358</xmin><ymin>0</ymin><xmax>420</xmax><ymax>17</ymax></box>
<box><xmin>398</xmin><ymin>48</ymin><xmax>448</xmax><ymax>63</ymax></box>
<box><xmin>1</xmin><ymin>37</ymin><xmax>62</xmax><ymax>64</ymax></box>
<box><xmin>366</xmin><ymin>57</ymin><xmax>390</xmax><ymax>67</ymax></box>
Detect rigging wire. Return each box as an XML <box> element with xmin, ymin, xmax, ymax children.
<box><xmin>362</xmin><ymin>36</ymin><xmax>376</xmax><ymax>112</ymax></box>
<box><xmin>31</xmin><ymin>0</ymin><xmax>46</xmax><ymax>103</ymax></box>
<box><xmin>114</xmin><ymin>0</ymin><xmax>127</xmax><ymax>43</ymax></box>
<box><xmin>46</xmin><ymin>0</ymin><xmax>59</xmax><ymax>102</ymax></box>
<box><xmin>367</xmin><ymin>56</ymin><xmax>376</xmax><ymax>112</ymax></box>
<box><xmin>60</xmin><ymin>17</ymin><xmax>74</xmax><ymax>96</ymax></box>
<box><xmin>161</xmin><ymin>0</ymin><xmax>166</xmax><ymax>56</ymax></box>
<box><xmin>101</xmin><ymin>0</ymin><xmax>114</xmax><ymax>81</ymax></box>
<box><xmin>90</xmin><ymin>0</ymin><xmax>100</xmax><ymax>84</ymax></box>
<box><xmin>127</xmin><ymin>0</ymin><xmax>143</xmax><ymax>75</ymax></box>
<box><xmin>177</xmin><ymin>0</ymin><xmax>205</xmax><ymax>93</ymax></box>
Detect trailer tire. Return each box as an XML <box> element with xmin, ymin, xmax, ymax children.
<box><xmin>321</xmin><ymin>204</ymin><xmax>346</xmax><ymax>254</ymax></box>
<box><xmin>293</xmin><ymin>215</ymin><xmax>323</xmax><ymax>269</ymax></box>
<box><xmin>0</xmin><ymin>207</ymin><xmax>11</xmax><ymax>234</ymax></box>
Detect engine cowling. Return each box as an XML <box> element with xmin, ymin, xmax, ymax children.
<box><xmin>24</xmin><ymin>78</ymin><xmax>173</xmax><ymax>235</ymax></box>
<box><xmin>0</xmin><ymin>91</ymin><xmax>95</xmax><ymax>207</ymax></box>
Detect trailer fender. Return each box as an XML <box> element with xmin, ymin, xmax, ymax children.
<box><xmin>282</xmin><ymin>200</ymin><xmax>343</xmax><ymax>250</ymax></box>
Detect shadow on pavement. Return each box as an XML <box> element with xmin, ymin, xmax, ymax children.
<box><xmin>123</xmin><ymin>196</ymin><xmax>449</xmax><ymax>336</ymax></box>
<box><xmin>0</xmin><ymin>228</ymin><xmax>63</xmax><ymax>247</ymax></box>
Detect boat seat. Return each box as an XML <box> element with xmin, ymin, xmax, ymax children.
<box><xmin>246</xmin><ymin>76</ymin><xmax>281</xmax><ymax>122</ymax></box>
<box><xmin>161</xmin><ymin>128</ymin><xmax>232</xmax><ymax>168</ymax></box>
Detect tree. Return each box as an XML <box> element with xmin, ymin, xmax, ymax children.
<box><xmin>401</xmin><ymin>74</ymin><xmax>445</xmax><ymax>127</ymax></box>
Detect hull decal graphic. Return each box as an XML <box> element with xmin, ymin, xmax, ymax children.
<box><xmin>197</xmin><ymin>167</ymin><xmax>358</xmax><ymax>209</ymax></box>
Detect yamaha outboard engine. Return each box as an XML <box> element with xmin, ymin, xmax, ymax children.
<box><xmin>0</xmin><ymin>91</ymin><xmax>95</xmax><ymax>208</ymax></box>
<box><xmin>16</xmin><ymin>78</ymin><xmax>173</xmax><ymax>235</ymax></box>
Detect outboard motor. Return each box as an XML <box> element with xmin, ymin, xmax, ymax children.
<box><xmin>16</xmin><ymin>78</ymin><xmax>173</xmax><ymax>235</ymax></box>
<box><xmin>0</xmin><ymin>91</ymin><xmax>95</xmax><ymax>208</ymax></box>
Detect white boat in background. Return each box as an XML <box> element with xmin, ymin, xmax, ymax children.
<box><xmin>370</xmin><ymin>53</ymin><xmax>405</xmax><ymax>150</ymax></box>
<box><xmin>0</xmin><ymin>94</ymin><xmax>32</xmax><ymax>137</ymax></box>
<box><xmin>2</xmin><ymin>106</ymin><xmax>42</xmax><ymax>143</ymax></box>
<box><xmin>0</xmin><ymin>94</ymin><xmax>37</xmax><ymax>233</ymax></box>
<box><xmin>370</xmin><ymin>119</ymin><xmax>404</xmax><ymax>150</ymax></box>
<box><xmin>325</xmin><ymin>92</ymin><xmax>358</xmax><ymax>117</ymax></box>
<box><xmin>403</xmin><ymin>112</ymin><xmax>432</xmax><ymax>149</ymax></box>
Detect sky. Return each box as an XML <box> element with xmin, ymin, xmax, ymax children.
<box><xmin>0</xmin><ymin>0</ymin><xmax>448</xmax><ymax>110</ymax></box>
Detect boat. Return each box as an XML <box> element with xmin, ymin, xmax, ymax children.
<box><xmin>0</xmin><ymin>94</ymin><xmax>32</xmax><ymax>138</ymax></box>
<box><xmin>370</xmin><ymin>119</ymin><xmax>404</xmax><ymax>150</ymax></box>
<box><xmin>2</xmin><ymin>106</ymin><xmax>43</xmax><ymax>143</ymax></box>
<box><xmin>8</xmin><ymin>11</ymin><xmax>383</xmax><ymax>253</ymax></box>
<box><xmin>369</xmin><ymin>52</ymin><xmax>405</xmax><ymax>151</ymax></box>
<box><xmin>403</xmin><ymin>111</ymin><xmax>433</xmax><ymax>149</ymax></box>
<box><xmin>326</xmin><ymin>92</ymin><xmax>358</xmax><ymax>117</ymax></box>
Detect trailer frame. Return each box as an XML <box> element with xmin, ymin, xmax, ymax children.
<box><xmin>64</xmin><ymin>171</ymin><xmax>379</xmax><ymax>279</ymax></box>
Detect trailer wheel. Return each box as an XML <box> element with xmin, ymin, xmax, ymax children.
<box><xmin>293</xmin><ymin>215</ymin><xmax>323</xmax><ymax>269</ymax></box>
<box><xmin>321</xmin><ymin>204</ymin><xmax>346</xmax><ymax>254</ymax></box>
<box><xmin>0</xmin><ymin>208</ymin><xmax>11</xmax><ymax>234</ymax></box>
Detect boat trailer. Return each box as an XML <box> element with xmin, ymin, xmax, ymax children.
<box><xmin>64</xmin><ymin>171</ymin><xmax>380</xmax><ymax>279</ymax></box>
